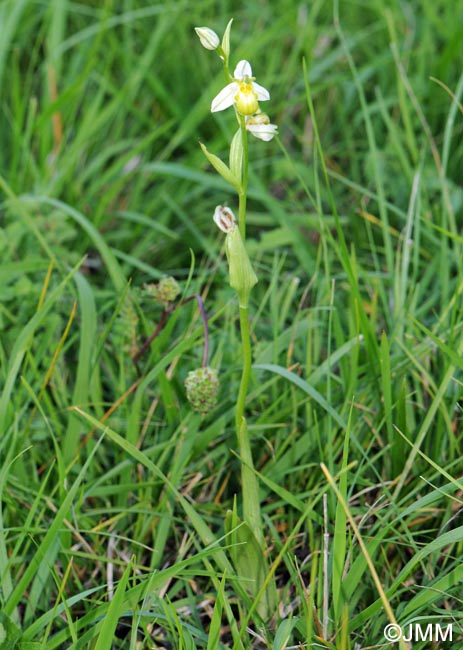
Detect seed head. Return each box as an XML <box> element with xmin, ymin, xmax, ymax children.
<box><xmin>145</xmin><ymin>276</ymin><xmax>180</xmax><ymax>306</ymax></box>
<box><xmin>185</xmin><ymin>367</ymin><xmax>220</xmax><ymax>414</ymax></box>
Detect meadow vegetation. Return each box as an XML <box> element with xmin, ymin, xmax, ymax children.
<box><xmin>1</xmin><ymin>0</ymin><xmax>463</xmax><ymax>647</ymax></box>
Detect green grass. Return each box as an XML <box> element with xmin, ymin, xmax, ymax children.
<box><xmin>1</xmin><ymin>0</ymin><xmax>463</xmax><ymax>647</ymax></box>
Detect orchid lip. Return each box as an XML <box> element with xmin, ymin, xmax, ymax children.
<box><xmin>210</xmin><ymin>58</ymin><xmax>270</xmax><ymax>114</ymax></box>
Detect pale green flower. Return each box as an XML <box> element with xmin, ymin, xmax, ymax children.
<box><xmin>211</xmin><ymin>60</ymin><xmax>269</xmax><ymax>115</ymax></box>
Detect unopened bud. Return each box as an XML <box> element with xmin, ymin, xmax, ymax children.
<box><xmin>213</xmin><ymin>206</ymin><xmax>257</xmax><ymax>307</ymax></box>
<box><xmin>213</xmin><ymin>205</ymin><xmax>236</xmax><ymax>232</ymax></box>
<box><xmin>185</xmin><ymin>367</ymin><xmax>220</xmax><ymax>414</ymax></box>
<box><xmin>195</xmin><ymin>26</ymin><xmax>220</xmax><ymax>51</ymax></box>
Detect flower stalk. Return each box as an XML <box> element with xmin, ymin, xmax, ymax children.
<box><xmin>235</xmin><ymin>114</ymin><xmax>261</xmax><ymax>540</ymax></box>
<box><xmin>238</xmin><ymin>112</ymin><xmax>249</xmax><ymax>238</ymax></box>
<box><xmin>196</xmin><ymin>18</ymin><xmax>278</xmax><ymax>572</ymax></box>
<box><xmin>196</xmin><ymin>21</ymin><xmax>277</xmax><ymax>545</ymax></box>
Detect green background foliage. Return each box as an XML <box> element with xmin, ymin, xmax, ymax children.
<box><xmin>1</xmin><ymin>0</ymin><xmax>463</xmax><ymax>647</ymax></box>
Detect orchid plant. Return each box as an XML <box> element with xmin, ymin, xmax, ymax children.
<box><xmin>210</xmin><ymin>58</ymin><xmax>277</xmax><ymax>142</ymax></box>
<box><xmin>195</xmin><ymin>20</ymin><xmax>278</xmax><ymax>621</ymax></box>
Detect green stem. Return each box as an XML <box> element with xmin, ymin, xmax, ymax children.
<box><xmin>235</xmin><ymin>116</ymin><xmax>262</xmax><ymax>544</ymax></box>
<box><xmin>235</xmin><ymin>305</ymin><xmax>263</xmax><ymax>544</ymax></box>
<box><xmin>218</xmin><ymin>47</ymin><xmax>233</xmax><ymax>83</ymax></box>
<box><xmin>238</xmin><ymin>113</ymin><xmax>249</xmax><ymax>239</ymax></box>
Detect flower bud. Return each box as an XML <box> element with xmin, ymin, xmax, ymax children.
<box><xmin>185</xmin><ymin>367</ymin><xmax>220</xmax><ymax>414</ymax></box>
<box><xmin>213</xmin><ymin>206</ymin><xmax>257</xmax><ymax>307</ymax></box>
<box><xmin>213</xmin><ymin>205</ymin><xmax>236</xmax><ymax>232</ymax></box>
<box><xmin>195</xmin><ymin>26</ymin><xmax>220</xmax><ymax>51</ymax></box>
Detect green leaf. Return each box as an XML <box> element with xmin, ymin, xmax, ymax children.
<box><xmin>273</xmin><ymin>618</ymin><xmax>296</xmax><ymax>650</ymax></box>
<box><xmin>229</xmin><ymin>129</ymin><xmax>243</xmax><ymax>184</ymax></box>
<box><xmin>0</xmin><ymin>612</ymin><xmax>21</xmax><ymax>649</ymax></box>
<box><xmin>221</xmin><ymin>18</ymin><xmax>233</xmax><ymax>59</ymax></box>
<box><xmin>33</xmin><ymin>197</ymin><xmax>126</xmax><ymax>292</ymax></box>
<box><xmin>225</xmin><ymin>226</ymin><xmax>257</xmax><ymax>308</ymax></box>
<box><xmin>332</xmin><ymin>403</ymin><xmax>354</xmax><ymax>622</ymax></box>
<box><xmin>199</xmin><ymin>142</ymin><xmax>240</xmax><ymax>192</ymax></box>
<box><xmin>3</xmin><ymin>435</ymin><xmax>105</xmax><ymax>618</ymax></box>
<box><xmin>225</xmin><ymin>502</ymin><xmax>277</xmax><ymax>621</ymax></box>
<box><xmin>253</xmin><ymin>363</ymin><xmax>347</xmax><ymax>428</ymax></box>
<box><xmin>207</xmin><ymin>574</ymin><xmax>226</xmax><ymax>650</ymax></box>
<box><xmin>93</xmin><ymin>558</ymin><xmax>133</xmax><ymax>650</ymax></box>
<box><xmin>0</xmin><ymin>259</ymin><xmax>82</xmax><ymax>434</ymax></box>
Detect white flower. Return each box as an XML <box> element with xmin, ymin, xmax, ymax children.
<box><xmin>195</xmin><ymin>26</ymin><xmax>220</xmax><ymax>50</ymax></box>
<box><xmin>211</xmin><ymin>60</ymin><xmax>270</xmax><ymax>115</ymax></box>
<box><xmin>246</xmin><ymin>123</ymin><xmax>278</xmax><ymax>141</ymax></box>
<box><xmin>245</xmin><ymin>112</ymin><xmax>278</xmax><ymax>141</ymax></box>
<box><xmin>213</xmin><ymin>205</ymin><xmax>236</xmax><ymax>233</ymax></box>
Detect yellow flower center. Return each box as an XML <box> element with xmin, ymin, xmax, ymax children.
<box><xmin>235</xmin><ymin>81</ymin><xmax>259</xmax><ymax>116</ymax></box>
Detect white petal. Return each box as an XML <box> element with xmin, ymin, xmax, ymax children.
<box><xmin>252</xmin><ymin>81</ymin><xmax>270</xmax><ymax>101</ymax></box>
<box><xmin>211</xmin><ymin>82</ymin><xmax>238</xmax><ymax>112</ymax></box>
<box><xmin>234</xmin><ymin>60</ymin><xmax>252</xmax><ymax>79</ymax></box>
<box><xmin>246</xmin><ymin>123</ymin><xmax>278</xmax><ymax>141</ymax></box>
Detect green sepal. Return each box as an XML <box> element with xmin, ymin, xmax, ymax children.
<box><xmin>225</xmin><ymin>500</ymin><xmax>277</xmax><ymax>621</ymax></box>
<box><xmin>200</xmin><ymin>142</ymin><xmax>240</xmax><ymax>192</ymax></box>
<box><xmin>225</xmin><ymin>226</ymin><xmax>257</xmax><ymax>308</ymax></box>
<box><xmin>229</xmin><ymin>129</ymin><xmax>243</xmax><ymax>187</ymax></box>
<box><xmin>221</xmin><ymin>18</ymin><xmax>233</xmax><ymax>60</ymax></box>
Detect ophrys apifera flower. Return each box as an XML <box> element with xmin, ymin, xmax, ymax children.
<box><xmin>211</xmin><ymin>60</ymin><xmax>270</xmax><ymax>116</ymax></box>
<box><xmin>245</xmin><ymin>111</ymin><xmax>278</xmax><ymax>141</ymax></box>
